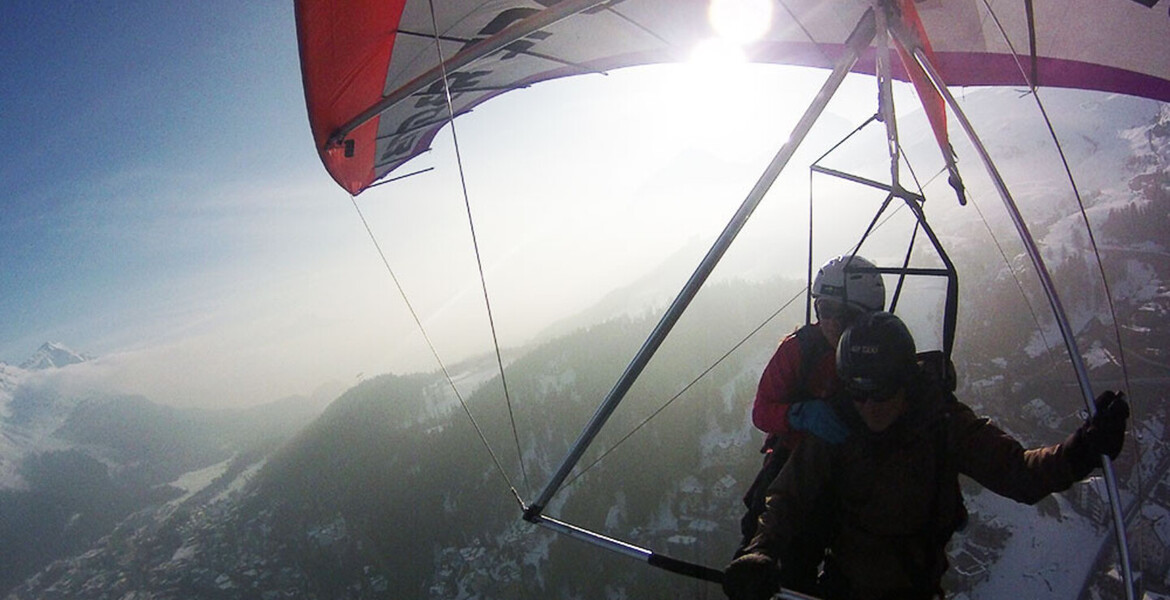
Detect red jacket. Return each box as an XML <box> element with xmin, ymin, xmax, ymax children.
<box><xmin>753</xmin><ymin>324</ymin><xmax>838</xmax><ymax>449</ymax></box>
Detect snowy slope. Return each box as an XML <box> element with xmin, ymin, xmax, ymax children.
<box><xmin>0</xmin><ymin>362</ymin><xmax>29</xmax><ymax>488</ymax></box>
<box><xmin>18</xmin><ymin>342</ymin><xmax>90</xmax><ymax>371</ymax></box>
<box><xmin>962</xmin><ymin>486</ymin><xmax>1105</xmax><ymax>599</ymax></box>
<box><xmin>0</xmin><ymin>344</ymin><xmax>91</xmax><ymax>489</ymax></box>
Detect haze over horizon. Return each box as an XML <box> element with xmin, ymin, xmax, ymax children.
<box><xmin>4</xmin><ymin>2</ymin><xmax>1162</xmax><ymax>410</ymax></box>
<box><xmin>0</xmin><ymin>2</ymin><xmax>928</xmax><ymax>409</ymax></box>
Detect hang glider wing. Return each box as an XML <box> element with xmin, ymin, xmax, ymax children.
<box><xmin>296</xmin><ymin>0</ymin><xmax>1170</xmax><ymax>195</ymax></box>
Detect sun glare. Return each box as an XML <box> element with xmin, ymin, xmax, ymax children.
<box><xmin>708</xmin><ymin>0</ymin><xmax>773</xmax><ymax>44</ymax></box>
<box><xmin>682</xmin><ymin>0</ymin><xmax>771</xmax><ymax>113</ymax></box>
<box><xmin>690</xmin><ymin>37</ymin><xmax>747</xmax><ymax>66</ymax></box>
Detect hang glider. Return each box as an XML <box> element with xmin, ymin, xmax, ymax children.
<box><xmin>295</xmin><ymin>1</ymin><xmax>1165</xmax><ymax>596</ymax></box>
<box><xmin>296</xmin><ymin>0</ymin><xmax>1170</xmax><ymax>195</ymax></box>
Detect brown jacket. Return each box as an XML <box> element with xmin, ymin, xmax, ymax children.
<box><xmin>745</xmin><ymin>389</ymin><xmax>1084</xmax><ymax>599</ymax></box>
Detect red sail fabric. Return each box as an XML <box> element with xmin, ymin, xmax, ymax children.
<box><xmin>895</xmin><ymin>0</ymin><xmax>950</xmax><ymax>163</ymax></box>
<box><xmin>296</xmin><ymin>0</ymin><xmax>1170</xmax><ymax>195</ymax></box>
<box><xmin>295</xmin><ymin>0</ymin><xmax>406</xmax><ymax>194</ymax></box>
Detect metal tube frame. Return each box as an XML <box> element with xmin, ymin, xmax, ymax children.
<box><xmin>517</xmin><ymin>9</ymin><xmax>878</xmax><ymax>581</ymax></box>
<box><xmin>888</xmin><ymin>15</ymin><xmax>1135</xmax><ymax>600</ymax></box>
<box><xmin>512</xmin><ymin>2</ymin><xmax>1128</xmax><ymax>594</ymax></box>
<box><xmin>525</xmin><ymin>8</ymin><xmax>878</xmax><ymax>520</ymax></box>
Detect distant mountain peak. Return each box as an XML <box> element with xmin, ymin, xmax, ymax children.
<box><xmin>20</xmin><ymin>342</ymin><xmax>91</xmax><ymax>370</ymax></box>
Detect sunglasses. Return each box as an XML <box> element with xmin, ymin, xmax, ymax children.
<box><xmin>846</xmin><ymin>381</ymin><xmax>900</xmax><ymax>404</ymax></box>
<box><xmin>816</xmin><ymin>299</ymin><xmax>861</xmax><ymax>323</ymax></box>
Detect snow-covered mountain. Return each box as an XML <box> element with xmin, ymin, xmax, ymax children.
<box><xmin>1</xmin><ymin>279</ymin><xmax>791</xmax><ymax>600</ymax></box>
<box><xmin>0</xmin><ymin>343</ymin><xmax>336</xmax><ymax>595</ymax></box>
<box><xmin>1</xmin><ymin>343</ymin><xmax>107</xmax><ymax>490</ymax></box>
<box><xmin>0</xmin><ymin>347</ymin><xmax>76</xmax><ymax>490</ymax></box>
<box><xmin>17</xmin><ymin>342</ymin><xmax>90</xmax><ymax>371</ymax></box>
<box><xmin>2</xmin><ymin>92</ymin><xmax>1168</xmax><ymax>599</ymax></box>
<box><xmin>3</xmin><ymin>266</ymin><xmax>1165</xmax><ymax>599</ymax></box>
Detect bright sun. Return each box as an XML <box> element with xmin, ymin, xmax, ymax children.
<box><xmin>708</xmin><ymin>0</ymin><xmax>774</xmax><ymax>44</ymax></box>
<box><xmin>646</xmin><ymin>0</ymin><xmax>781</xmax><ymax>156</ymax></box>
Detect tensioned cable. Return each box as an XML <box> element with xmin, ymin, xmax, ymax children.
<box><xmin>1030</xmin><ymin>83</ymin><xmax>1133</xmax><ymax>386</ymax></box>
<box><xmin>966</xmin><ymin>192</ymin><xmax>1053</xmax><ymax>353</ymax></box>
<box><xmin>561</xmin><ymin>180</ymin><xmax>922</xmax><ymax>488</ymax></box>
<box><xmin>777</xmin><ymin>0</ymin><xmax>836</xmax><ymax>67</ymax></box>
<box><xmin>980</xmin><ymin>1</ymin><xmax>1141</xmax><ymax>594</ymax></box>
<box><xmin>424</xmin><ymin>0</ymin><xmax>530</xmax><ymax>498</ymax></box>
<box><xmin>978</xmin><ymin>0</ymin><xmax>1132</xmax><ymax>395</ymax></box>
<box><xmin>349</xmin><ymin>195</ymin><xmax>523</xmax><ymax>510</ymax></box>
<box><xmin>561</xmin><ymin>159</ymin><xmax>927</xmax><ymax>488</ymax></box>
<box><xmin>562</xmin><ymin>286</ymin><xmax>809</xmax><ymax>489</ymax></box>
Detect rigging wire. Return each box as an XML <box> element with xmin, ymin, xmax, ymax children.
<box><xmin>1030</xmin><ymin>84</ymin><xmax>1134</xmax><ymax>385</ymax></box>
<box><xmin>562</xmin><ymin>113</ymin><xmax>954</xmax><ymax>486</ymax></box>
<box><xmin>426</xmin><ymin>0</ymin><xmax>531</xmax><ymax>497</ymax></box>
<box><xmin>978</xmin><ymin>0</ymin><xmax>1141</xmax><ymax>594</ymax></box>
<box><xmin>348</xmin><ymin>194</ymin><xmax>523</xmax><ymax>511</ymax></box>
<box><xmin>1025</xmin><ymin>52</ymin><xmax>1146</xmax><ymax>600</ymax></box>
<box><xmin>562</xmin><ymin>286</ymin><xmax>809</xmax><ymax>489</ymax></box>
<box><xmin>777</xmin><ymin>0</ymin><xmax>835</xmax><ymax>67</ymax></box>
<box><xmin>978</xmin><ymin>0</ymin><xmax>1133</xmax><ymax>401</ymax></box>
<box><xmin>966</xmin><ymin>194</ymin><xmax>1053</xmax><ymax>353</ymax></box>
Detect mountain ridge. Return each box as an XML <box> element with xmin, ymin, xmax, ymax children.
<box><xmin>3</xmin><ymin>91</ymin><xmax>1169</xmax><ymax>599</ymax></box>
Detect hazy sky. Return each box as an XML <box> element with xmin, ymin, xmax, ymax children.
<box><xmin>11</xmin><ymin>2</ymin><xmax>1136</xmax><ymax>409</ymax></box>
<box><xmin>1</xmin><ymin>2</ymin><xmax>353</xmax><ymax>405</ymax></box>
<box><xmin>0</xmin><ymin>2</ymin><xmax>931</xmax><ymax>409</ymax></box>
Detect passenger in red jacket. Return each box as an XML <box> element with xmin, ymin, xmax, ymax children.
<box><xmin>752</xmin><ymin>254</ymin><xmax>886</xmax><ymax>447</ymax></box>
<box><xmin>736</xmin><ymin>255</ymin><xmax>886</xmax><ymax>584</ymax></box>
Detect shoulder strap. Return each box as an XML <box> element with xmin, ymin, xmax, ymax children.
<box><xmin>793</xmin><ymin>324</ymin><xmax>832</xmax><ymax>398</ymax></box>
<box><xmin>915</xmin><ymin>350</ymin><xmax>957</xmax><ymax>394</ymax></box>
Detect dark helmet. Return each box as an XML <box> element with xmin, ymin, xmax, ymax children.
<box><xmin>836</xmin><ymin>311</ymin><xmax>917</xmax><ymax>395</ymax></box>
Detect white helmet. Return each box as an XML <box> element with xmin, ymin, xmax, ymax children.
<box><xmin>812</xmin><ymin>255</ymin><xmax>885</xmax><ymax>312</ymax></box>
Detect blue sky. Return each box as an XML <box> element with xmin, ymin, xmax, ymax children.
<box><xmin>0</xmin><ymin>2</ymin><xmax>382</xmax><ymax>403</ymax></box>
<box><xmin>2</xmin><ymin>2</ymin><xmax>310</xmax><ymax>349</ymax></box>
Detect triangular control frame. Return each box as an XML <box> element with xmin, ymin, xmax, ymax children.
<box><xmin>520</xmin><ymin>3</ymin><xmax>1134</xmax><ymax>597</ymax></box>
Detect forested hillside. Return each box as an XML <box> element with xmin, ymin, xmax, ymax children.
<box><xmin>5</xmin><ymin>96</ymin><xmax>1169</xmax><ymax>600</ymax></box>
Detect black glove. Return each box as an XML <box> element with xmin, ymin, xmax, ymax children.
<box><xmin>1068</xmin><ymin>391</ymin><xmax>1130</xmax><ymax>478</ymax></box>
<box><xmin>723</xmin><ymin>552</ymin><xmax>780</xmax><ymax>600</ymax></box>
<box><xmin>1090</xmin><ymin>390</ymin><xmax>1130</xmax><ymax>459</ymax></box>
